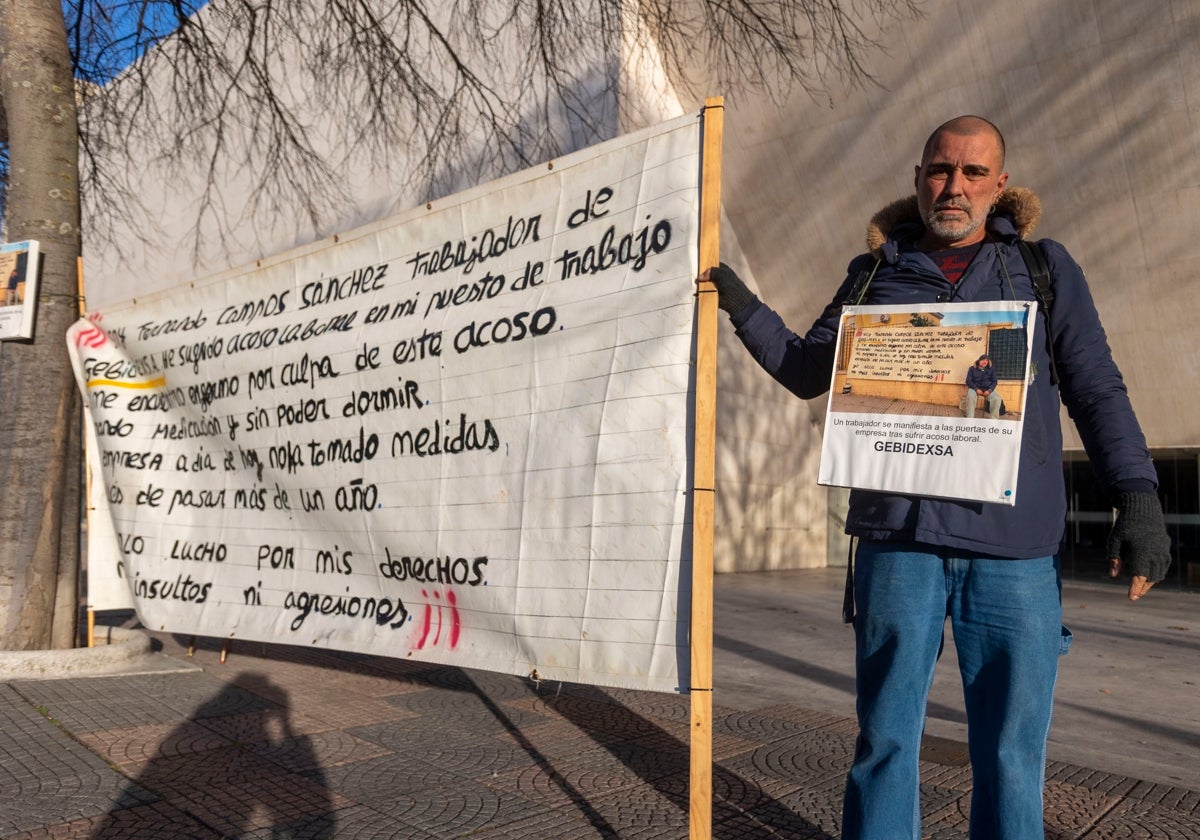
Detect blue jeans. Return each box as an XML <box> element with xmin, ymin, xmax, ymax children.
<box><xmin>841</xmin><ymin>541</ymin><xmax>1069</xmax><ymax>840</ymax></box>
<box><xmin>966</xmin><ymin>388</ymin><xmax>1002</xmax><ymax>419</ymax></box>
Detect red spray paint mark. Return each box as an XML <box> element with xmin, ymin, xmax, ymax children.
<box><xmin>411</xmin><ymin>588</ymin><xmax>462</xmax><ymax>651</ymax></box>
<box><xmin>414</xmin><ymin>589</ymin><xmax>433</xmax><ymax>650</ymax></box>
<box><xmin>75</xmin><ymin>324</ymin><xmax>107</xmax><ymax>349</ymax></box>
<box><xmin>447</xmin><ymin>590</ymin><xmax>461</xmax><ymax>649</ymax></box>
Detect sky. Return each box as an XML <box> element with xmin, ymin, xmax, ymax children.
<box><xmin>66</xmin><ymin>1</ymin><xmax>208</xmax><ymax>83</ymax></box>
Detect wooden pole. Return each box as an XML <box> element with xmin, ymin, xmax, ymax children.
<box><xmin>78</xmin><ymin>257</ymin><xmax>95</xmax><ymax>648</ymax></box>
<box><xmin>690</xmin><ymin>96</ymin><xmax>723</xmax><ymax>840</ymax></box>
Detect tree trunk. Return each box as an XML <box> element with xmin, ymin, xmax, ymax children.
<box><xmin>0</xmin><ymin>0</ymin><xmax>82</xmax><ymax>650</ymax></box>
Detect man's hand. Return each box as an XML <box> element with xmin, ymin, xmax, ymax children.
<box><xmin>1106</xmin><ymin>491</ymin><xmax>1172</xmax><ymax>601</ymax></box>
<box><xmin>699</xmin><ymin>263</ymin><xmax>758</xmax><ymax>315</ymax></box>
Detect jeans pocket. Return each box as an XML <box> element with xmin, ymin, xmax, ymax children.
<box><xmin>1059</xmin><ymin>625</ymin><xmax>1073</xmax><ymax>656</ymax></box>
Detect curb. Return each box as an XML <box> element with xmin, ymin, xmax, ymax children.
<box><xmin>0</xmin><ymin>627</ymin><xmax>197</xmax><ymax>681</ymax></box>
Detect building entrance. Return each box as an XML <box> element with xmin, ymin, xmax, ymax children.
<box><xmin>1062</xmin><ymin>451</ymin><xmax>1199</xmax><ymax>590</ymax></box>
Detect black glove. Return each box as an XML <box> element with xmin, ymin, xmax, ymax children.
<box><xmin>706</xmin><ymin>262</ymin><xmax>758</xmax><ymax>316</ymax></box>
<box><xmin>1106</xmin><ymin>491</ymin><xmax>1172</xmax><ymax>582</ymax></box>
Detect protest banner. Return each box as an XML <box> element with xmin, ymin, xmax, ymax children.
<box><xmin>70</xmin><ymin>110</ymin><xmax>708</xmax><ymax>694</ymax></box>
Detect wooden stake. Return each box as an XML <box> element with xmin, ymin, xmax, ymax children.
<box><xmin>690</xmin><ymin>95</ymin><xmax>723</xmax><ymax>840</ymax></box>
<box><xmin>78</xmin><ymin>257</ymin><xmax>92</xmax><ymax>649</ymax></box>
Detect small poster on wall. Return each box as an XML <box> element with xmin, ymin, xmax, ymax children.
<box><xmin>0</xmin><ymin>240</ymin><xmax>41</xmax><ymax>340</ymax></box>
<box><xmin>818</xmin><ymin>301</ymin><xmax>1036</xmax><ymax>505</ymax></box>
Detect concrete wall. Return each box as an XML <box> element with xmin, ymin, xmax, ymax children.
<box><xmin>689</xmin><ymin>0</ymin><xmax>1198</xmax><ymax>450</ymax></box>
<box><xmin>83</xmin><ymin>0</ymin><xmax>1198</xmax><ymax>573</ymax></box>
<box><xmin>674</xmin><ymin>0</ymin><xmax>1199</xmax><ymax>569</ymax></box>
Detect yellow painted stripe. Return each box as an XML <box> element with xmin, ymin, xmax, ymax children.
<box><xmin>86</xmin><ymin>377</ymin><xmax>167</xmax><ymax>390</ymax></box>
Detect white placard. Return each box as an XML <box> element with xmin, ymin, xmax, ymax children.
<box><xmin>69</xmin><ymin>113</ymin><xmax>703</xmax><ymax>693</ymax></box>
<box><xmin>0</xmin><ymin>240</ymin><xmax>40</xmax><ymax>340</ymax></box>
<box><xmin>819</xmin><ymin>301</ymin><xmax>1035</xmax><ymax>505</ymax></box>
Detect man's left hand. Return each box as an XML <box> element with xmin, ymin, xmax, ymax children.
<box><xmin>1106</xmin><ymin>491</ymin><xmax>1172</xmax><ymax>601</ymax></box>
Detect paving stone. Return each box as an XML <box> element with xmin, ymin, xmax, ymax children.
<box><xmin>744</xmin><ymin>704</ymin><xmax>859</xmax><ymax>736</ymax></box>
<box><xmin>717</xmin><ymin>708</ymin><xmax>813</xmax><ymax>744</ymax></box>
<box><xmin>466</xmin><ymin>801</ymin><xmax>624</xmax><ymax>839</ymax></box>
<box><xmin>1084</xmin><ymin>796</ymin><xmax>1200</xmax><ymax>838</ymax></box>
<box><xmin>342</xmin><ymin>720</ymin><xmax>532</xmax><ymax>778</ymax></box>
<box><xmin>1047</xmin><ymin>761</ymin><xmax>1143</xmax><ymax>796</ymax></box>
<box><xmin>1043</xmin><ymin>778</ymin><xmax>1125</xmax><ymax>839</ymax></box>
<box><xmin>290</xmin><ymin>689</ymin><xmax>422</xmax><ymax>728</ymax></box>
<box><xmin>318</xmin><ymin>751</ymin><xmax>480</xmax><ymax>807</ymax></box>
<box><xmin>2</xmin><ymin>800</ymin><xmax>222</xmax><ymax>840</ymax></box>
<box><xmin>246</xmin><ymin>729</ymin><xmax>393</xmax><ymax>773</ymax></box>
<box><xmin>648</xmin><ymin>763</ymin><xmax>787</xmax><ymax>813</ymax></box>
<box><xmin>7</xmin><ymin>681</ymin><xmax>191</xmax><ymax>733</ymax></box>
<box><xmin>483</xmin><ymin>745</ymin><xmax>653</xmax><ymax>807</ymax></box>
<box><xmin>75</xmin><ymin>720</ymin><xmax>231</xmax><ymax>768</ymax></box>
<box><xmin>577</xmin><ymin>785</ymin><xmax>690</xmax><ymax>839</ymax></box>
<box><xmin>918</xmin><ymin>760</ymin><xmax>974</xmax><ymax>793</ymax></box>
<box><xmin>486</xmin><ymin>716</ymin><xmax>609</xmax><ymax>767</ymax></box>
<box><xmin>1123</xmin><ymin>780</ymin><xmax>1200</xmax><ymax>812</ymax></box>
<box><xmin>583</xmin><ymin>687</ymin><xmax>693</xmax><ymax>725</ymax></box>
<box><xmin>232</xmin><ymin>804</ymin><xmax>395</xmax><ymax>839</ymax></box>
<box><xmin>375</xmin><ymin>687</ymin><xmax>552</xmax><ymax>734</ymax></box>
<box><xmin>193</xmin><ymin>706</ymin><xmax>334</xmax><ymax>744</ymax></box>
<box><xmin>719</xmin><ymin>730</ymin><xmax>853</xmax><ymax>791</ymax></box>
<box><xmin>5</xmin><ymin>624</ymin><xmax>1199</xmax><ymax>840</ymax></box>
<box><xmin>920</xmin><ymin>732</ymin><xmax>971</xmax><ymax>766</ymax></box>
<box><xmin>363</xmin><ymin>775</ymin><xmax>537</xmax><ymax>837</ymax></box>
<box><xmin>237</xmin><ymin>803</ymin><xmax>426</xmax><ymax>840</ymax></box>
<box><xmin>917</xmin><ymin>768</ymin><xmax>975</xmax><ymax>838</ymax></box>
<box><xmin>0</xmin><ymin>687</ymin><xmax>154</xmax><ymax>835</ymax></box>
<box><xmin>739</xmin><ymin>774</ymin><xmax>844</xmax><ymax>838</ymax></box>
<box><xmin>116</xmin><ymin>744</ymin><xmax>350</xmax><ymax>837</ymax></box>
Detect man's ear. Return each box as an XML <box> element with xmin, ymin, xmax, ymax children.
<box><xmin>994</xmin><ymin>171</ymin><xmax>1009</xmax><ymax>199</ymax></box>
<box><xmin>914</xmin><ymin>163</ymin><xmax>922</xmax><ymax>190</ymax></box>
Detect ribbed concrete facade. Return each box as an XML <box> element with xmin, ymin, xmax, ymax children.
<box><xmin>83</xmin><ymin>0</ymin><xmax>1198</xmax><ymax>575</ymax></box>
<box><xmin>699</xmin><ymin>0</ymin><xmax>1199</xmax><ymax>572</ymax></box>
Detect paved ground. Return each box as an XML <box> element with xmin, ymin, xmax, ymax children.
<box><xmin>1</xmin><ymin>568</ymin><xmax>1196</xmax><ymax>839</ymax></box>
<box><xmin>828</xmin><ymin>392</ymin><xmax>1022</xmax><ymax>420</ymax></box>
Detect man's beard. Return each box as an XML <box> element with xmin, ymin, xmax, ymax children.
<box><xmin>924</xmin><ymin>201</ymin><xmax>987</xmax><ymax>243</ymax></box>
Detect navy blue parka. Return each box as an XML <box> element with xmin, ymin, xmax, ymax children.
<box><xmin>729</xmin><ymin>188</ymin><xmax>1157</xmax><ymax>559</ymax></box>
<box><xmin>966</xmin><ymin>357</ymin><xmax>998</xmax><ymax>393</ymax></box>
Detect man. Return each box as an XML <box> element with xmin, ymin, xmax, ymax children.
<box><xmin>702</xmin><ymin>115</ymin><xmax>1170</xmax><ymax>840</ymax></box>
<box><xmin>964</xmin><ymin>354</ymin><xmax>1001</xmax><ymax>419</ymax></box>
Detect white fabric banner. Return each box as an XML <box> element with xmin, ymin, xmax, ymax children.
<box><xmin>70</xmin><ymin>113</ymin><xmax>703</xmax><ymax>693</ymax></box>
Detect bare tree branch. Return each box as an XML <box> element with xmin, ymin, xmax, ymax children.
<box><xmin>65</xmin><ymin>0</ymin><xmax>921</xmax><ymax>267</ymax></box>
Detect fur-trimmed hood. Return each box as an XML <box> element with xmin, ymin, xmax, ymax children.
<box><xmin>865</xmin><ymin>187</ymin><xmax>1042</xmax><ymax>257</ymax></box>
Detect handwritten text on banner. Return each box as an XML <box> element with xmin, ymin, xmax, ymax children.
<box><xmin>68</xmin><ymin>113</ymin><xmax>703</xmax><ymax>694</ymax></box>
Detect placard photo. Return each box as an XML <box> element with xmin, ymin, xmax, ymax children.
<box><xmin>0</xmin><ymin>240</ymin><xmax>41</xmax><ymax>340</ymax></box>
<box><xmin>819</xmin><ymin>301</ymin><xmax>1036</xmax><ymax>505</ymax></box>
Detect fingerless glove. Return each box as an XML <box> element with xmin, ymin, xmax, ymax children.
<box><xmin>1106</xmin><ymin>491</ymin><xmax>1172</xmax><ymax>582</ymax></box>
<box><xmin>708</xmin><ymin>263</ymin><xmax>758</xmax><ymax>316</ymax></box>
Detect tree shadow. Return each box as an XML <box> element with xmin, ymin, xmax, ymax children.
<box><xmin>466</xmin><ymin>673</ymin><xmax>840</xmax><ymax>838</ymax></box>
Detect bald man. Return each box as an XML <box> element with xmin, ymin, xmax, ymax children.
<box><xmin>702</xmin><ymin>116</ymin><xmax>1169</xmax><ymax>840</ymax></box>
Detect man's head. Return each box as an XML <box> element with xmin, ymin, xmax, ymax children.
<box><xmin>976</xmin><ymin>355</ymin><xmax>992</xmax><ymax>367</ymax></box>
<box><xmin>915</xmin><ymin>116</ymin><xmax>1008</xmax><ymax>250</ymax></box>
